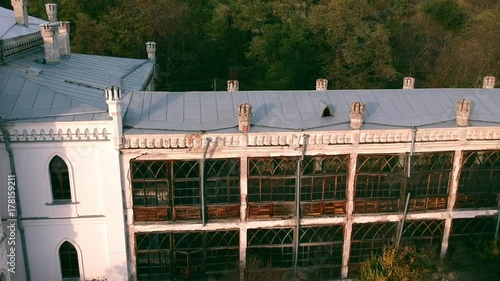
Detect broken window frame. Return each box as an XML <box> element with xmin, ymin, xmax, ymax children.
<box><xmin>247</xmin><ymin>157</ymin><xmax>298</xmax><ymax>219</ymax></box>
<box><xmin>131</xmin><ymin>158</ymin><xmax>241</xmax><ymax>222</ymax></box>
<box><xmin>301</xmin><ymin>155</ymin><xmax>349</xmax><ymax>216</ymax></box>
<box><xmin>135</xmin><ymin>230</ymin><xmax>239</xmax><ymax>281</ymax></box>
<box><xmin>354</xmin><ymin>154</ymin><xmax>405</xmax><ymax>213</ymax></box>
<box><xmin>456</xmin><ymin>150</ymin><xmax>500</xmax><ymax>209</ymax></box>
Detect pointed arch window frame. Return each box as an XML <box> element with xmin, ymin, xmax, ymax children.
<box><xmin>47</xmin><ymin>155</ymin><xmax>77</xmax><ymax>204</ymax></box>
<box><xmin>57</xmin><ymin>240</ymin><xmax>83</xmax><ymax>280</ymax></box>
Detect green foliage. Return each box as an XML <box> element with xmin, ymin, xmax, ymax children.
<box><xmin>422</xmin><ymin>0</ymin><xmax>468</xmax><ymax>30</ymax></box>
<box><xmin>1</xmin><ymin>0</ymin><xmax>499</xmax><ymax>90</ymax></box>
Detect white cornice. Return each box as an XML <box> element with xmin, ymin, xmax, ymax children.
<box><xmin>122</xmin><ymin>126</ymin><xmax>500</xmax><ymax>150</ymax></box>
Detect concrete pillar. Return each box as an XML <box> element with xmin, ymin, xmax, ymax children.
<box><xmin>316</xmin><ymin>78</ymin><xmax>328</xmax><ymax>90</ymax></box>
<box><xmin>441</xmin><ymin>150</ymin><xmax>463</xmax><ymax>258</ymax></box>
<box><xmin>403</xmin><ymin>77</ymin><xmax>415</xmax><ymax>89</ymax></box>
<box><xmin>58</xmin><ymin>21</ymin><xmax>71</xmax><ymax>56</ymax></box>
<box><xmin>350</xmin><ymin>102</ymin><xmax>365</xmax><ymax>130</ymax></box>
<box><xmin>341</xmin><ymin>152</ymin><xmax>358</xmax><ymax>278</ymax></box>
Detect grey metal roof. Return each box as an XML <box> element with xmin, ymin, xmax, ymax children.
<box><xmin>123</xmin><ymin>89</ymin><xmax>500</xmax><ymax>133</ymax></box>
<box><xmin>0</xmin><ymin>7</ymin><xmax>46</xmax><ymax>40</ymax></box>
<box><xmin>1</xmin><ymin>48</ymin><xmax>154</xmax><ymax>122</ymax></box>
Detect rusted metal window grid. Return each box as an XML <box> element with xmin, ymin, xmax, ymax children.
<box><xmin>301</xmin><ymin>155</ymin><xmax>349</xmax><ymax>216</ymax></box>
<box><xmin>456</xmin><ymin>151</ymin><xmax>500</xmax><ymax>208</ymax></box>
<box><xmin>247</xmin><ymin>157</ymin><xmax>298</xmax><ymax>219</ymax></box>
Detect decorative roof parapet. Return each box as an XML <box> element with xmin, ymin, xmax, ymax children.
<box><xmin>350</xmin><ymin>102</ymin><xmax>365</xmax><ymax>130</ymax></box>
<box><xmin>316</xmin><ymin>78</ymin><xmax>328</xmax><ymax>91</ymax></box>
<box><xmin>456</xmin><ymin>99</ymin><xmax>472</xmax><ymax>127</ymax></box>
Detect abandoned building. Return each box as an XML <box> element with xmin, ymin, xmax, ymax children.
<box><xmin>1</xmin><ymin>2</ymin><xmax>499</xmax><ymax>281</ymax></box>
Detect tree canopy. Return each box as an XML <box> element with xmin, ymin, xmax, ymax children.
<box><xmin>3</xmin><ymin>0</ymin><xmax>499</xmax><ymax>91</ymax></box>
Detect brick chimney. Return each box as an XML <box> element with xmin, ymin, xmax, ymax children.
<box><xmin>350</xmin><ymin>102</ymin><xmax>365</xmax><ymax>129</ymax></box>
<box><xmin>228</xmin><ymin>80</ymin><xmax>239</xmax><ymax>92</ymax></box>
<box><xmin>456</xmin><ymin>99</ymin><xmax>472</xmax><ymax>127</ymax></box>
<box><xmin>58</xmin><ymin>21</ymin><xmax>70</xmax><ymax>56</ymax></box>
<box><xmin>403</xmin><ymin>77</ymin><xmax>415</xmax><ymax>89</ymax></box>
<box><xmin>11</xmin><ymin>0</ymin><xmax>28</xmax><ymax>26</ymax></box>
<box><xmin>45</xmin><ymin>3</ymin><xmax>57</xmax><ymax>23</ymax></box>
<box><xmin>482</xmin><ymin>76</ymin><xmax>496</xmax><ymax>89</ymax></box>
<box><xmin>316</xmin><ymin>78</ymin><xmax>328</xmax><ymax>90</ymax></box>
<box><xmin>237</xmin><ymin>103</ymin><xmax>252</xmax><ymax>132</ymax></box>
<box><xmin>146</xmin><ymin>42</ymin><xmax>156</xmax><ymax>61</ymax></box>
<box><xmin>105</xmin><ymin>86</ymin><xmax>123</xmax><ymax>149</ymax></box>
<box><xmin>40</xmin><ymin>23</ymin><xmax>60</xmax><ymax>63</ymax></box>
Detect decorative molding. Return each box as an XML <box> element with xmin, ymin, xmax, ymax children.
<box><xmin>122</xmin><ymin>127</ymin><xmax>500</xmax><ymax>150</ymax></box>
<box><xmin>465</xmin><ymin>127</ymin><xmax>500</xmax><ymax>140</ymax></box>
<box><xmin>0</xmin><ymin>127</ymin><xmax>109</xmax><ymax>142</ymax></box>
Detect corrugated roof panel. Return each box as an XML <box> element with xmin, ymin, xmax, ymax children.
<box><xmin>279</xmin><ymin>92</ymin><xmax>301</xmax><ymax>121</ymax></box>
<box><xmin>404</xmin><ymin>93</ymin><xmax>431</xmax><ymax>116</ymax></box>
<box><xmin>248</xmin><ymin>92</ymin><xmax>268</xmax><ymax>121</ymax></box>
<box><xmin>390</xmin><ymin>93</ymin><xmax>417</xmax><ymax>119</ymax></box>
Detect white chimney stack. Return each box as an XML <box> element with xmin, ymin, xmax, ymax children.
<box><xmin>316</xmin><ymin>78</ymin><xmax>328</xmax><ymax>90</ymax></box>
<box><xmin>45</xmin><ymin>3</ymin><xmax>58</xmax><ymax>23</ymax></box>
<box><xmin>105</xmin><ymin>86</ymin><xmax>123</xmax><ymax>149</ymax></box>
<box><xmin>482</xmin><ymin>76</ymin><xmax>496</xmax><ymax>89</ymax></box>
<box><xmin>58</xmin><ymin>21</ymin><xmax>71</xmax><ymax>56</ymax></box>
<box><xmin>350</xmin><ymin>102</ymin><xmax>365</xmax><ymax>129</ymax></box>
<box><xmin>237</xmin><ymin>103</ymin><xmax>252</xmax><ymax>132</ymax></box>
<box><xmin>227</xmin><ymin>80</ymin><xmax>239</xmax><ymax>92</ymax></box>
<box><xmin>146</xmin><ymin>42</ymin><xmax>156</xmax><ymax>61</ymax></box>
<box><xmin>456</xmin><ymin>99</ymin><xmax>472</xmax><ymax>127</ymax></box>
<box><xmin>11</xmin><ymin>0</ymin><xmax>29</xmax><ymax>26</ymax></box>
<box><xmin>40</xmin><ymin>23</ymin><xmax>60</xmax><ymax>63</ymax></box>
<box><xmin>403</xmin><ymin>77</ymin><xmax>415</xmax><ymax>89</ymax></box>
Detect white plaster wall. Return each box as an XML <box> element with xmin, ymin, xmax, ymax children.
<box><xmin>0</xmin><ymin>120</ymin><xmax>129</xmax><ymax>281</ymax></box>
<box><xmin>22</xmin><ymin>218</ymin><xmax>109</xmax><ymax>281</ymax></box>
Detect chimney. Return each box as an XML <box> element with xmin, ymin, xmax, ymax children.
<box><xmin>403</xmin><ymin>77</ymin><xmax>415</xmax><ymax>89</ymax></box>
<box><xmin>45</xmin><ymin>3</ymin><xmax>57</xmax><ymax>23</ymax></box>
<box><xmin>105</xmin><ymin>86</ymin><xmax>123</xmax><ymax>149</ymax></box>
<box><xmin>40</xmin><ymin>23</ymin><xmax>60</xmax><ymax>63</ymax></box>
<box><xmin>482</xmin><ymin>76</ymin><xmax>496</xmax><ymax>89</ymax></box>
<box><xmin>456</xmin><ymin>99</ymin><xmax>472</xmax><ymax>127</ymax></box>
<box><xmin>350</xmin><ymin>102</ymin><xmax>365</xmax><ymax>129</ymax></box>
<box><xmin>227</xmin><ymin>80</ymin><xmax>239</xmax><ymax>92</ymax></box>
<box><xmin>58</xmin><ymin>21</ymin><xmax>71</xmax><ymax>56</ymax></box>
<box><xmin>237</xmin><ymin>103</ymin><xmax>252</xmax><ymax>132</ymax></box>
<box><xmin>11</xmin><ymin>0</ymin><xmax>29</xmax><ymax>26</ymax></box>
<box><xmin>146</xmin><ymin>42</ymin><xmax>156</xmax><ymax>61</ymax></box>
<box><xmin>316</xmin><ymin>78</ymin><xmax>328</xmax><ymax>91</ymax></box>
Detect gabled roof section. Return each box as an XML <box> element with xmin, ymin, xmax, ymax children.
<box><xmin>123</xmin><ymin>89</ymin><xmax>500</xmax><ymax>133</ymax></box>
<box><xmin>0</xmin><ymin>7</ymin><xmax>46</xmax><ymax>40</ymax></box>
<box><xmin>0</xmin><ymin>72</ymin><xmax>109</xmax><ymax>122</ymax></box>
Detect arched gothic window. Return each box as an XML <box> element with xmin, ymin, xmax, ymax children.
<box><xmin>50</xmin><ymin>156</ymin><xmax>71</xmax><ymax>201</ymax></box>
<box><xmin>59</xmin><ymin>241</ymin><xmax>80</xmax><ymax>279</ymax></box>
